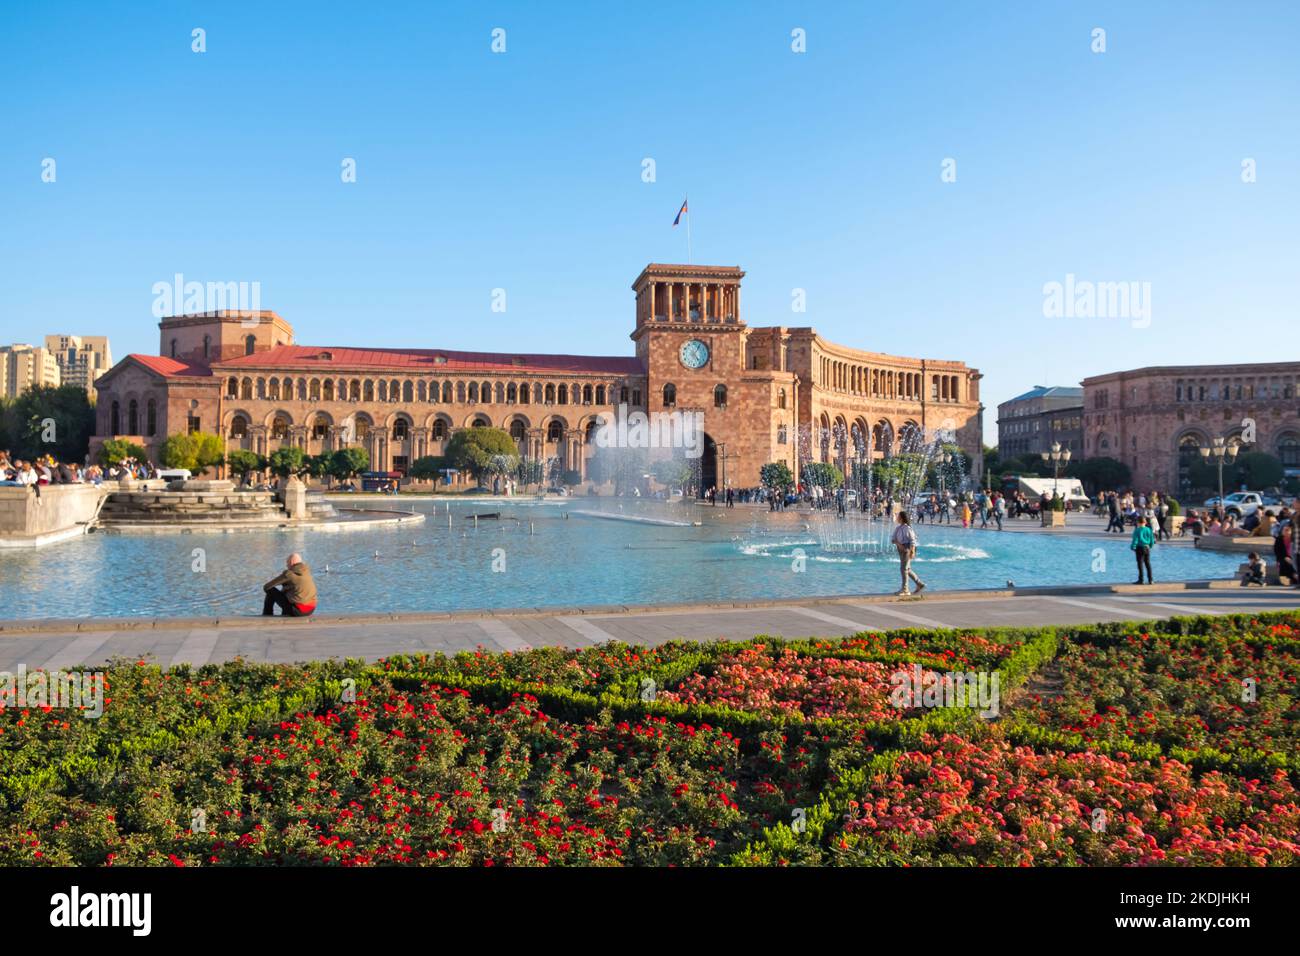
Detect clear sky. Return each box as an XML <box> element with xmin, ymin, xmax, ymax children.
<box><xmin>3</xmin><ymin>1</ymin><xmax>1296</xmax><ymax>444</ymax></box>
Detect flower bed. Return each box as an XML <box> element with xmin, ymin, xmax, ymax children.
<box><xmin>1008</xmin><ymin>626</ymin><xmax>1300</xmax><ymax>759</ymax></box>
<box><xmin>2</xmin><ymin>612</ymin><xmax>1297</xmax><ymax>867</ymax></box>
<box><xmin>825</xmin><ymin>734</ymin><xmax>1299</xmax><ymax>867</ymax></box>
<box><xmin>658</xmin><ymin>646</ymin><xmax>946</xmax><ymax>721</ymax></box>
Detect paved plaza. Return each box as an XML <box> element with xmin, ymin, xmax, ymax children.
<box><xmin>3</xmin><ymin>581</ymin><xmax>1296</xmax><ymax>670</ymax></box>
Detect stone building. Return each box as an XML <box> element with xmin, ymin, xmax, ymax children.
<box><xmin>90</xmin><ymin>263</ymin><xmax>983</xmax><ymax>490</ymax></box>
<box><xmin>1081</xmin><ymin>362</ymin><xmax>1300</xmax><ymax>494</ymax></box>
<box><xmin>997</xmin><ymin>385</ymin><xmax>1084</xmax><ymax>460</ymax></box>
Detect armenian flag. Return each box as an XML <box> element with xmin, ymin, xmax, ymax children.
<box><xmin>673</xmin><ymin>198</ymin><xmax>688</xmax><ymax>226</ymax></box>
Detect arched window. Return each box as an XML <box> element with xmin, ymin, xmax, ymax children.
<box><xmin>323</xmin><ymin>379</ymin><xmax>335</xmax><ymax>401</ymax></box>
<box><xmin>507</xmin><ymin>383</ymin><xmax>518</xmax><ymax>404</ymax></box>
<box><xmin>355</xmin><ymin>418</ymin><xmax>371</xmax><ymax>439</ymax></box>
<box><xmin>1278</xmin><ymin>434</ymin><xmax>1300</xmax><ymax>467</ymax></box>
<box><xmin>663</xmin><ymin>383</ymin><xmax>676</xmax><ymax>407</ymax></box>
<box><xmin>240</xmin><ymin>378</ymin><xmax>252</xmax><ymax>400</ymax></box>
<box><xmin>468</xmin><ymin>382</ymin><xmax>479</xmax><ymax>403</ymax></box>
<box><xmin>226</xmin><ymin>377</ymin><xmax>238</xmax><ymax>398</ymax></box>
<box><xmin>271</xmin><ymin>415</ymin><xmax>290</xmax><ymax>440</ymax></box>
<box><xmin>778</xmin><ymin>388</ymin><xmax>786</xmax><ymax>410</ymax></box>
<box><xmin>146</xmin><ymin>399</ymin><xmax>157</xmax><ymax>436</ymax></box>
<box><xmin>268</xmin><ymin>379</ymin><xmax>280</xmax><ymax>400</ymax></box>
<box><xmin>170</xmin><ymin>339</ymin><xmax>177</xmax><ymax>358</ymax></box>
<box><xmin>510</xmin><ymin>420</ymin><xmax>526</xmax><ymax>442</ymax></box>
<box><xmin>545</xmin><ymin>384</ymin><xmax>556</xmax><ymax>404</ymax></box>
<box><xmin>245</xmin><ymin>335</ymin><xmax>256</xmax><ymax>356</ymax></box>
<box><xmin>495</xmin><ymin>382</ymin><xmax>506</xmax><ymax>404</ymax></box>
<box><xmin>128</xmin><ymin>400</ymin><xmax>139</xmax><ymax>434</ymax></box>
<box><xmin>403</xmin><ymin>381</ymin><xmax>414</xmax><ymax>403</ymax></box>
<box><xmin>582</xmin><ymin>384</ymin><xmax>593</xmax><ymax>404</ymax></box>
<box><xmin>364</xmin><ymin>380</ymin><xmax>375</xmax><ymax>402</ymax></box>
<box><xmin>558</xmin><ymin>384</ymin><xmax>569</xmax><ymax>405</ymax></box>
<box><xmin>714</xmin><ymin>384</ymin><xmax>727</xmax><ymax>408</ymax></box>
<box><xmin>1177</xmin><ymin>434</ymin><xmax>1203</xmax><ymax>493</ymax></box>
<box><xmin>456</xmin><ymin>381</ymin><xmax>466</xmax><ymax>403</ymax></box>
<box><xmin>519</xmin><ymin>383</ymin><xmax>530</xmax><ymax>403</ymax></box>
<box><xmin>547</xmin><ymin>420</ymin><xmax>564</xmax><ymax>443</ymax></box>
<box><xmin>432</xmin><ymin>420</ymin><xmax>447</xmax><ymax>441</ymax></box>
<box><xmin>230</xmin><ymin>415</ymin><xmax>249</xmax><ymax>438</ymax></box>
<box><xmin>473</xmin><ymin>416</ymin><xmax>490</xmax><ymax>428</ymax></box>
<box><xmin>393</xmin><ymin>419</ymin><xmax>409</xmax><ymax>440</ymax></box>
<box><xmin>595</xmin><ymin>385</ymin><xmax>606</xmax><ymax>405</ymax></box>
<box><xmin>309</xmin><ymin>379</ymin><xmax>321</xmax><ymax>401</ymax></box>
<box><xmin>202</xmin><ymin>334</ymin><xmax>211</xmax><ymax>360</ymax></box>
<box><xmin>350</xmin><ymin>380</ymin><xmax>361</xmax><ymax>402</ymax></box>
<box><xmin>442</xmin><ymin>381</ymin><xmax>452</xmax><ymax>403</ymax></box>
<box><xmin>110</xmin><ymin>401</ymin><xmax>120</xmax><ymax>435</ymax></box>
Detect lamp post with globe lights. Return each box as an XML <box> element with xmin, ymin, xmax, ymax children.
<box><xmin>1041</xmin><ymin>441</ymin><xmax>1072</xmax><ymax>521</ymax></box>
<box><xmin>1200</xmin><ymin>437</ymin><xmax>1238</xmax><ymax>520</ymax></box>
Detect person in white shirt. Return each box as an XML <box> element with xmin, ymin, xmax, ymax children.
<box><xmin>891</xmin><ymin>510</ymin><xmax>926</xmax><ymax>596</ymax></box>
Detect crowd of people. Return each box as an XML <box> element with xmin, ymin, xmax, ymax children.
<box><xmin>0</xmin><ymin>450</ymin><xmax>112</xmax><ymax>489</ymax></box>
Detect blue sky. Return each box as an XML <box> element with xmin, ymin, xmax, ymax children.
<box><xmin>2</xmin><ymin>0</ymin><xmax>1296</xmax><ymax>444</ymax></box>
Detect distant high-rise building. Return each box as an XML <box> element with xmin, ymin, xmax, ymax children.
<box><xmin>44</xmin><ymin>334</ymin><xmax>113</xmax><ymax>398</ymax></box>
<box><xmin>0</xmin><ymin>344</ymin><xmax>62</xmax><ymax>398</ymax></box>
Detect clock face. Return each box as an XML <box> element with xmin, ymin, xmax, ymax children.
<box><xmin>679</xmin><ymin>339</ymin><xmax>709</xmax><ymax>370</ymax></box>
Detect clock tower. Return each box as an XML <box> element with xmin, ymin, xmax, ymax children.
<box><xmin>631</xmin><ymin>263</ymin><xmax>787</xmax><ymax>494</ymax></box>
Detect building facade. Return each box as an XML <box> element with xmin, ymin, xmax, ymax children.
<box><xmin>997</xmin><ymin>385</ymin><xmax>1084</xmax><ymax>460</ymax></box>
<box><xmin>90</xmin><ymin>263</ymin><xmax>983</xmax><ymax>490</ymax></box>
<box><xmin>0</xmin><ymin>344</ymin><xmax>61</xmax><ymax>398</ymax></box>
<box><xmin>1081</xmin><ymin>362</ymin><xmax>1300</xmax><ymax>494</ymax></box>
<box><xmin>44</xmin><ymin>335</ymin><xmax>114</xmax><ymax>399</ymax></box>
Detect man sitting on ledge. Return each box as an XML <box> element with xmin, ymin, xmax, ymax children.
<box><xmin>262</xmin><ymin>552</ymin><xmax>318</xmax><ymax>617</ymax></box>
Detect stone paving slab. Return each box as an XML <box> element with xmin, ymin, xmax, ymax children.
<box><xmin>2</xmin><ymin>586</ymin><xmax>1297</xmax><ymax>670</ymax></box>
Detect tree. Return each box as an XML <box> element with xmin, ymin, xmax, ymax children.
<box><xmin>445</xmin><ymin>426</ymin><xmax>518</xmax><ymax>485</ymax></box>
<box><xmin>267</xmin><ymin>445</ymin><xmax>307</xmax><ymax>478</ymax></box>
<box><xmin>330</xmin><ymin>446</ymin><xmax>370</xmax><ymax>482</ymax></box>
<box><xmin>193</xmin><ymin>432</ymin><xmax>226</xmax><ymax>474</ymax></box>
<box><xmin>653</xmin><ymin>457</ymin><xmax>696</xmax><ymax>492</ymax></box>
<box><xmin>1071</xmin><ymin>456</ymin><xmax>1131</xmax><ymax>493</ymax></box>
<box><xmin>304</xmin><ymin>453</ymin><xmax>334</xmax><ymax>484</ymax></box>
<box><xmin>561</xmin><ymin>469</ymin><xmax>583</xmax><ymax>487</ymax></box>
<box><xmin>2</xmin><ymin>384</ymin><xmax>96</xmax><ymax>462</ymax></box>
<box><xmin>409</xmin><ymin>455</ymin><xmax>449</xmax><ymax>487</ymax></box>
<box><xmin>226</xmin><ymin>449</ymin><xmax>265</xmax><ymax>483</ymax></box>
<box><xmin>99</xmin><ymin>438</ymin><xmax>148</xmax><ymax>467</ymax></box>
<box><xmin>159</xmin><ymin>433</ymin><xmax>199</xmax><ymax>470</ymax></box>
<box><xmin>759</xmin><ymin>461</ymin><xmax>795</xmax><ymax>495</ymax></box>
<box><xmin>1231</xmin><ymin>451</ymin><xmax>1284</xmax><ymax>491</ymax></box>
<box><xmin>801</xmin><ymin>461</ymin><xmax>844</xmax><ymax>490</ymax></box>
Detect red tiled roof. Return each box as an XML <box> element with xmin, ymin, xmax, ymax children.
<box><xmin>213</xmin><ymin>345</ymin><xmax>643</xmax><ymax>375</ymax></box>
<box><xmin>129</xmin><ymin>355</ymin><xmax>212</xmax><ymax>377</ymax></box>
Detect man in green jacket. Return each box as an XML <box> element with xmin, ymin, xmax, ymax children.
<box><xmin>262</xmin><ymin>552</ymin><xmax>318</xmax><ymax>617</ymax></box>
<box><xmin>1130</xmin><ymin>517</ymin><xmax>1155</xmax><ymax>585</ymax></box>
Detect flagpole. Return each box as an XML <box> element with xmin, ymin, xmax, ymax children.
<box><xmin>686</xmin><ymin>194</ymin><xmax>692</xmax><ymax>264</ymax></box>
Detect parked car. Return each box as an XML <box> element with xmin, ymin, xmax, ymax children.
<box><xmin>157</xmin><ymin>468</ymin><xmax>191</xmax><ymax>482</ymax></box>
<box><xmin>1203</xmin><ymin>491</ymin><xmax>1266</xmax><ymax>518</ymax></box>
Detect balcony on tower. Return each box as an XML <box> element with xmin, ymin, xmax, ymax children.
<box><xmin>631</xmin><ymin>264</ymin><xmax>745</xmax><ymax>328</ymax></box>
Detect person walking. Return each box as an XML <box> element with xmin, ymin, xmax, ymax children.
<box><xmin>891</xmin><ymin>511</ymin><xmax>926</xmax><ymax>596</ymax></box>
<box><xmin>992</xmin><ymin>491</ymin><xmax>1005</xmax><ymax>530</ymax></box>
<box><xmin>1130</xmin><ymin>516</ymin><xmax>1155</xmax><ymax>585</ymax></box>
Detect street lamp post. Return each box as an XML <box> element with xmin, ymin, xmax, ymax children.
<box><xmin>1200</xmin><ymin>437</ymin><xmax>1239</xmax><ymax>519</ymax></box>
<box><xmin>1040</xmin><ymin>441</ymin><xmax>1072</xmax><ymax>518</ymax></box>
<box><xmin>938</xmin><ymin>451</ymin><xmax>952</xmax><ymax>522</ymax></box>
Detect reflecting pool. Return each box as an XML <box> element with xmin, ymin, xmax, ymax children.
<box><xmin>0</xmin><ymin>498</ymin><xmax>1242</xmax><ymax>619</ymax></box>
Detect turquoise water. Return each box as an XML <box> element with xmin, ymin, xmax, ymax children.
<box><xmin>0</xmin><ymin>499</ymin><xmax>1242</xmax><ymax>620</ymax></box>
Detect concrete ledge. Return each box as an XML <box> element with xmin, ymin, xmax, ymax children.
<box><xmin>0</xmin><ymin>577</ymin><xmax>1260</xmax><ymax>634</ymax></box>
<box><xmin>1195</xmin><ymin>535</ymin><xmax>1277</xmax><ymax>553</ymax></box>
